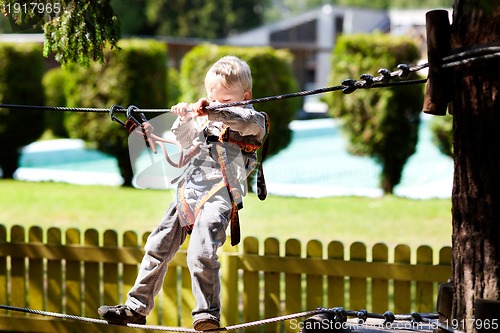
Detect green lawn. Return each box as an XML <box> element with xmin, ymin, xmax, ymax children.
<box><xmin>0</xmin><ymin>180</ymin><xmax>452</xmax><ymax>257</ymax></box>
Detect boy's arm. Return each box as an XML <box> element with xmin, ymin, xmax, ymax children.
<box><xmin>171</xmin><ymin>117</ymin><xmax>198</xmax><ymax>148</ymax></box>
<box><xmin>170</xmin><ymin>99</ymin><xmax>207</xmax><ymax>148</ymax></box>
<box><xmin>208</xmin><ymin>106</ymin><xmax>266</xmax><ymax>140</ymax></box>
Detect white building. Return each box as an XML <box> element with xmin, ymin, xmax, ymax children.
<box><xmin>225</xmin><ymin>5</ymin><xmax>451</xmax><ymax>115</ymax></box>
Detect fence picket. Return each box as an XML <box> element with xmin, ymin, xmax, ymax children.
<box><xmin>284</xmin><ymin>239</ymin><xmax>301</xmax><ymax>333</ymax></box>
<box><xmin>122</xmin><ymin>231</ymin><xmax>138</xmax><ymax>306</ymax></box>
<box><xmin>371</xmin><ymin>243</ymin><xmax>389</xmax><ymax>312</ymax></box>
<box><xmin>0</xmin><ymin>225</ymin><xmax>7</xmax><ymax>315</ymax></box>
<box><xmin>140</xmin><ymin>230</ymin><xmax>159</xmax><ymax>326</ymax></box>
<box><xmin>83</xmin><ymin>229</ymin><xmax>100</xmax><ymax>318</ymax></box>
<box><xmin>306</xmin><ymin>240</ymin><xmax>323</xmax><ymax>311</ymax></box>
<box><xmin>47</xmin><ymin>227</ymin><xmax>63</xmax><ymax>314</ymax></box>
<box><xmin>65</xmin><ymin>228</ymin><xmax>82</xmax><ymax>315</ymax></box>
<box><xmin>394</xmin><ymin>244</ymin><xmax>411</xmax><ymax>313</ymax></box>
<box><xmin>242</xmin><ymin>236</ymin><xmax>259</xmax><ymax>333</ymax></box>
<box><xmin>221</xmin><ymin>239</ymin><xmax>239</xmax><ymax>327</ymax></box>
<box><xmin>162</xmin><ymin>260</ymin><xmax>179</xmax><ymax>327</ymax></box>
<box><xmin>416</xmin><ymin>246</ymin><xmax>434</xmax><ymax>312</ymax></box>
<box><xmin>10</xmin><ymin>225</ymin><xmax>26</xmax><ymax>308</ymax></box>
<box><xmin>327</xmin><ymin>241</ymin><xmax>344</xmax><ymax>307</ymax></box>
<box><xmin>349</xmin><ymin>242</ymin><xmax>367</xmax><ymax>310</ymax></box>
<box><xmin>103</xmin><ymin>230</ymin><xmax>119</xmax><ymax>307</ymax></box>
<box><xmin>439</xmin><ymin>247</ymin><xmax>452</xmax><ymax>268</ymax></box>
<box><xmin>28</xmin><ymin>227</ymin><xmax>44</xmax><ymax>311</ymax></box>
<box><xmin>180</xmin><ymin>237</ymin><xmax>194</xmax><ymax>328</ymax></box>
<box><xmin>264</xmin><ymin>238</ymin><xmax>280</xmax><ymax>333</ymax></box>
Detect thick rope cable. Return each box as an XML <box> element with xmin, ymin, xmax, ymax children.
<box><xmin>0</xmin><ymin>304</ymin><xmax>457</xmax><ymax>333</ymax></box>
<box><xmin>0</xmin><ymin>304</ymin><xmax>196</xmax><ymax>332</ymax></box>
<box><xmin>0</xmin><ymin>79</ymin><xmax>426</xmax><ymax>115</ymax></box>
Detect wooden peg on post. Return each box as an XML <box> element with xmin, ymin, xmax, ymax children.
<box><xmin>422</xmin><ymin>10</ymin><xmax>452</xmax><ymax>116</ymax></box>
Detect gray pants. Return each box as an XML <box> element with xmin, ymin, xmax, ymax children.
<box><xmin>126</xmin><ymin>187</ymin><xmax>232</xmax><ymax>322</ymax></box>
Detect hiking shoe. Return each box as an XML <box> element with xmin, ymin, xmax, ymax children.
<box><xmin>193</xmin><ymin>317</ymin><xmax>220</xmax><ymax>331</ymax></box>
<box><xmin>98</xmin><ymin>304</ymin><xmax>146</xmax><ymax>325</ymax></box>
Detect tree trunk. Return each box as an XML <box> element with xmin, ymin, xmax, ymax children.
<box><xmin>450</xmin><ymin>1</ymin><xmax>500</xmax><ymax>331</ymax></box>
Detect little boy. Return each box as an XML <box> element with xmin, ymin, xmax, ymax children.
<box><xmin>98</xmin><ymin>56</ymin><xmax>267</xmax><ymax>331</ymax></box>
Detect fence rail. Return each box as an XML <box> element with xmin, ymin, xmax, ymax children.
<box><xmin>0</xmin><ymin>225</ymin><xmax>451</xmax><ymax>333</ymax></box>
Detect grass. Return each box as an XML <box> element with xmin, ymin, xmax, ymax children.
<box><xmin>0</xmin><ymin>180</ymin><xmax>452</xmax><ymax>258</ymax></box>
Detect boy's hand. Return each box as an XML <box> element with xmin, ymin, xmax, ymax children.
<box><xmin>171</xmin><ymin>102</ymin><xmax>194</xmax><ymax>122</ymax></box>
<box><xmin>171</xmin><ymin>98</ymin><xmax>210</xmax><ymax>122</ymax></box>
<box><xmin>192</xmin><ymin>98</ymin><xmax>210</xmax><ymax>117</ymax></box>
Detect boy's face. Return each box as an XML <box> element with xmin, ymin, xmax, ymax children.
<box><xmin>207</xmin><ymin>84</ymin><xmax>251</xmax><ymax>104</ymax></box>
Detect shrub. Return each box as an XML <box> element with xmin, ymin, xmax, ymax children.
<box><xmin>0</xmin><ymin>43</ymin><xmax>44</xmax><ymax>178</ymax></box>
<box><xmin>63</xmin><ymin>39</ymin><xmax>168</xmax><ymax>186</ymax></box>
<box><xmin>324</xmin><ymin>33</ymin><xmax>423</xmax><ymax>194</ymax></box>
<box><xmin>42</xmin><ymin>67</ymin><xmax>68</xmax><ymax>137</ymax></box>
<box><xmin>430</xmin><ymin>114</ymin><xmax>453</xmax><ymax>158</ymax></box>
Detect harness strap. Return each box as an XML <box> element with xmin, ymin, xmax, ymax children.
<box><xmin>177</xmin><ymin>179</ymin><xmax>226</xmax><ymax>234</ymax></box>
<box><xmin>218</xmin><ymin>127</ymin><xmax>261</xmax><ymax>153</ymax></box>
<box><xmin>215</xmin><ymin>142</ymin><xmax>242</xmax><ymax>246</ymax></box>
<box><xmin>256</xmin><ymin>112</ymin><xmax>270</xmax><ymax>200</ymax></box>
<box><xmin>176</xmin><ymin>113</ymin><xmax>270</xmax><ymax>244</ymax></box>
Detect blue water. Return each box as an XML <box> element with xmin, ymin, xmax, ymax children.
<box><xmin>262</xmin><ymin>116</ymin><xmax>452</xmax><ymax>198</ymax></box>
<box><xmin>15</xmin><ymin>117</ymin><xmax>453</xmax><ymax>198</ymax></box>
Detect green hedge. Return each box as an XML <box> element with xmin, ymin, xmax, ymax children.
<box><xmin>430</xmin><ymin>114</ymin><xmax>453</xmax><ymax>158</ymax></box>
<box><xmin>324</xmin><ymin>33</ymin><xmax>423</xmax><ymax>194</ymax></box>
<box><xmin>63</xmin><ymin>39</ymin><xmax>168</xmax><ymax>186</ymax></box>
<box><xmin>0</xmin><ymin>43</ymin><xmax>44</xmax><ymax>178</ymax></box>
<box><xmin>179</xmin><ymin>44</ymin><xmax>299</xmax><ymax>158</ymax></box>
<box><xmin>42</xmin><ymin>67</ymin><xmax>68</xmax><ymax>137</ymax></box>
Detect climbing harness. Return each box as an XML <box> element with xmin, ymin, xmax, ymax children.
<box><xmin>0</xmin><ymin>303</ymin><xmax>461</xmax><ymax>333</ymax></box>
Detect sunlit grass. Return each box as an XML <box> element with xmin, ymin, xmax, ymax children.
<box><xmin>0</xmin><ymin>180</ymin><xmax>452</xmax><ymax>259</ymax></box>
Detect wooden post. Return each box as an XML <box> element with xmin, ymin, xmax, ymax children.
<box><xmin>422</xmin><ymin>9</ymin><xmax>452</xmax><ymax>116</ymax></box>
<box><xmin>474</xmin><ymin>299</ymin><xmax>500</xmax><ymax>333</ymax></box>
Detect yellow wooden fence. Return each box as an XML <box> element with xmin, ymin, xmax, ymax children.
<box><xmin>0</xmin><ymin>225</ymin><xmax>452</xmax><ymax>333</ymax></box>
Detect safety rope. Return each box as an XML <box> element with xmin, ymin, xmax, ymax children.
<box><xmin>0</xmin><ymin>42</ymin><xmax>497</xmax><ymax>114</ymax></box>
<box><xmin>0</xmin><ymin>79</ymin><xmax>425</xmax><ymax>115</ymax></box>
<box><xmin>0</xmin><ymin>304</ymin><xmax>196</xmax><ymax>332</ymax></box>
<box><xmin>0</xmin><ymin>304</ymin><xmax>461</xmax><ymax>333</ymax></box>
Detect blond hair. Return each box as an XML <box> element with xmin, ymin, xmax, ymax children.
<box><xmin>204</xmin><ymin>56</ymin><xmax>252</xmax><ymax>93</ymax></box>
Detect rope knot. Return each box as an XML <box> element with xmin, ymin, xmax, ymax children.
<box><xmin>357</xmin><ymin>309</ymin><xmax>368</xmax><ymax>324</ymax></box>
<box><xmin>360</xmin><ymin>74</ymin><xmax>374</xmax><ymax>88</ymax></box>
<box><xmin>397</xmin><ymin>64</ymin><xmax>411</xmax><ymax>78</ymax></box>
<box><xmin>333</xmin><ymin>307</ymin><xmax>347</xmax><ymax>323</ymax></box>
<box><xmin>378</xmin><ymin>68</ymin><xmax>392</xmax><ymax>82</ymax></box>
<box><xmin>383</xmin><ymin>311</ymin><xmax>395</xmax><ymax>327</ymax></box>
<box><xmin>341</xmin><ymin>79</ymin><xmax>357</xmax><ymax>94</ymax></box>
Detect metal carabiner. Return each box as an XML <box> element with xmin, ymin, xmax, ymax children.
<box><xmin>109</xmin><ymin>104</ymin><xmax>126</xmax><ymax>126</ymax></box>
<box><xmin>126</xmin><ymin>105</ymin><xmax>142</xmax><ymax>126</ymax></box>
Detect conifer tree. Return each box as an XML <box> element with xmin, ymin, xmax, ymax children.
<box><xmin>1</xmin><ymin>0</ymin><xmax>119</xmax><ymax>66</ymax></box>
